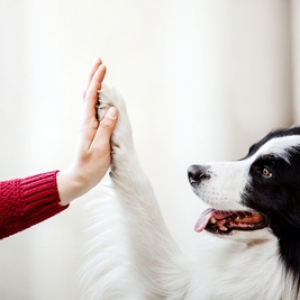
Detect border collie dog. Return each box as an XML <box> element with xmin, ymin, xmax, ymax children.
<box><xmin>82</xmin><ymin>85</ymin><xmax>300</xmax><ymax>299</ymax></box>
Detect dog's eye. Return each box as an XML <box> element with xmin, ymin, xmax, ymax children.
<box><xmin>262</xmin><ymin>168</ymin><xmax>272</xmax><ymax>178</ymax></box>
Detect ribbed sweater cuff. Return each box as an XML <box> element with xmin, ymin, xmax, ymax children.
<box><xmin>0</xmin><ymin>171</ymin><xmax>68</xmax><ymax>239</ymax></box>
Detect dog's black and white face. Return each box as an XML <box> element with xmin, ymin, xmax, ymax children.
<box><xmin>188</xmin><ymin>127</ymin><xmax>300</xmax><ymax>246</ymax></box>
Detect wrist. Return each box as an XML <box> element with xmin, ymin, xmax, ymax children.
<box><xmin>56</xmin><ymin>168</ymin><xmax>89</xmax><ymax>206</ymax></box>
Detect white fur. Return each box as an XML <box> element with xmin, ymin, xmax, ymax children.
<box><xmin>81</xmin><ymin>85</ymin><xmax>299</xmax><ymax>299</ymax></box>
<box><xmin>255</xmin><ymin>135</ymin><xmax>300</xmax><ymax>163</ymax></box>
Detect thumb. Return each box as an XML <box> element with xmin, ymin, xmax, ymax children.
<box><xmin>94</xmin><ymin>107</ymin><xmax>118</xmax><ymax>145</ymax></box>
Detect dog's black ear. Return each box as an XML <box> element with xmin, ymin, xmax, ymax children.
<box><xmin>289</xmin><ymin>126</ymin><xmax>300</xmax><ymax>138</ymax></box>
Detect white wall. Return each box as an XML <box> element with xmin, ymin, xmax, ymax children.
<box><xmin>0</xmin><ymin>1</ymin><xmax>294</xmax><ymax>299</ymax></box>
<box><xmin>292</xmin><ymin>0</ymin><xmax>300</xmax><ymax>123</ymax></box>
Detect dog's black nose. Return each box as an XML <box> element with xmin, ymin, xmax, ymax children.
<box><xmin>187</xmin><ymin>164</ymin><xmax>208</xmax><ymax>185</ymax></box>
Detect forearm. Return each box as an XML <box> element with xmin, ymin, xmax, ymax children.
<box><xmin>0</xmin><ymin>171</ymin><xmax>68</xmax><ymax>239</ymax></box>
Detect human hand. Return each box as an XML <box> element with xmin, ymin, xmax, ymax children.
<box><xmin>57</xmin><ymin>58</ymin><xmax>118</xmax><ymax>205</ymax></box>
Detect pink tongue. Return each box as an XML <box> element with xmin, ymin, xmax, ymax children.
<box><xmin>194</xmin><ymin>208</ymin><xmax>233</xmax><ymax>233</ymax></box>
<box><xmin>194</xmin><ymin>208</ymin><xmax>214</xmax><ymax>233</ymax></box>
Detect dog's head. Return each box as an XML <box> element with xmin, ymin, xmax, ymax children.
<box><xmin>188</xmin><ymin>126</ymin><xmax>300</xmax><ymax>244</ymax></box>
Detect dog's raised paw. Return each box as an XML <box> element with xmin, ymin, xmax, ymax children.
<box><xmin>97</xmin><ymin>84</ymin><xmax>126</xmax><ymax>122</ymax></box>
<box><xmin>97</xmin><ymin>84</ymin><xmax>133</xmax><ymax>156</ymax></box>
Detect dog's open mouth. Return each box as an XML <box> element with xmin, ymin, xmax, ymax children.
<box><xmin>194</xmin><ymin>208</ymin><xmax>268</xmax><ymax>234</ymax></box>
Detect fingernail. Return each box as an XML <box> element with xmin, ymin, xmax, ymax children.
<box><xmin>106</xmin><ymin>107</ymin><xmax>118</xmax><ymax>119</ymax></box>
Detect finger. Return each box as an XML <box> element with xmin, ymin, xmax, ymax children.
<box><xmin>82</xmin><ymin>64</ymin><xmax>107</xmax><ymax>123</ymax></box>
<box><xmin>78</xmin><ymin>106</ymin><xmax>117</xmax><ymax>153</ymax></box>
<box><xmin>82</xmin><ymin>57</ymin><xmax>102</xmax><ymax>99</ymax></box>
<box><xmin>92</xmin><ymin>107</ymin><xmax>118</xmax><ymax>149</ymax></box>
<box><xmin>85</xmin><ymin>63</ymin><xmax>107</xmax><ymax>102</ymax></box>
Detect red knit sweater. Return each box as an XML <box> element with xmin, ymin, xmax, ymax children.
<box><xmin>0</xmin><ymin>171</ymin><xmax>68</xmax><ymax>239</ymax></box>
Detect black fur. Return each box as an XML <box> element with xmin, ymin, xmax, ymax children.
<box><xmin>242</xmin><ymin>127</ymin><xmax>300</xmax><ymax>279</ymax></box>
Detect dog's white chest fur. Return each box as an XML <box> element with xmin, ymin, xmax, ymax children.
<box><xmin>188</xmin><ymin>236</ymin><xmax>285</xmax><ymax>300</ymax></box>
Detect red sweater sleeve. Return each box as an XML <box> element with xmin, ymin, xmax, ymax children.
<box><xmin>0</xmin><ymin>170</ymin><xmax>68</xmax><ymax>239</ymax></box>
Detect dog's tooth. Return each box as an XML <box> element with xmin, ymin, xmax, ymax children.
<box><xmin>235</xmin><ymin>216</ymin><xmax>245</xmax><ymax>222</ymax></box>
<box><xmin>210</xmin><ymin>217</ymin><xmax>217</xmax><ymax>224</ymax></box>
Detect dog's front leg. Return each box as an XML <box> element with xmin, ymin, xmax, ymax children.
<box><xmin>98</xmin><ymin>85</ymin><xmax>188</xmax><ymax>299</ymax></box>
